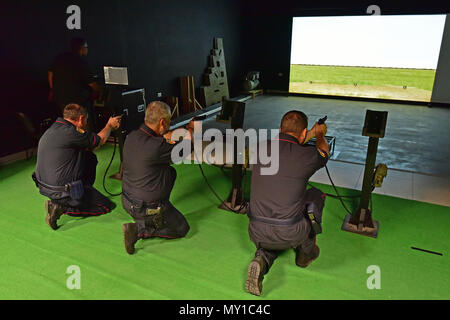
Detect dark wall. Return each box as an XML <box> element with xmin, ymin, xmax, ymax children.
<box><xmin>117</xmin><ymin>0</ymin><xmax>245</xmax><ymax>99</ymax></box>
<box><xmin>3</xmin><ymin>0</ymin><xmax>450</xmax><ymax>157</ymax></box>
<box><xmin>0</xmin><ymin>0</ymin><xmax>246</xmax><ymax>156</ymax></box>
<box><xmin>243</xmin><ymin>0</ymin><xmax>450</xmax><ymax>92</ymax></box>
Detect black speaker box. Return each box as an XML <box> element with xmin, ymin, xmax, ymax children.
<box><xmin>362</xmin><ymin>110</ymin><xmax>388</xmax><ymax>138</ymax></box>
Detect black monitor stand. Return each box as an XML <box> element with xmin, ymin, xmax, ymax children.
<box><xmin>105</xmin><ymin>87</ymin><xmax>146</xmax><ymax>181</ymax></box>
<box><xmin>217</xmin><ymin>100</ymin><xmax>248</xmax><ymax>214</ymax></box>
<box><xmin>102</xmin><ymin>85</ymin><xmax>127</xmax><ymax>181</ymax></box>
<box><xmin>341</xmin><ymin>110</ymin><xmax>388</xmax><ymax>238</ymax></box>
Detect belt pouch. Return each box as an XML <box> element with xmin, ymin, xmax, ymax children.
<box><xmin>68</xmin><ymin>180</ymin><xmax>84</xmax><ymax>200</ymax></box>
<box><xmin>146</xmin><ymin>206</ymin><xmax>164</xmax><ymax>230</ymax></box>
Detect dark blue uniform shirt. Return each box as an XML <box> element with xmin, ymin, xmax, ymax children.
<box><xmin>122</xmin><ymin>124</ymin><xmax>189</xmax><ymax>203</ymax></box>
<box><xmin>250</xmin><ymin>132</ymin><xmax>328</xmax><ymax>220</ymax></box>
<box><xmin>35</xmin><ymin>118</ymin><xmax>100</xmax><ymax>189</ymax></box>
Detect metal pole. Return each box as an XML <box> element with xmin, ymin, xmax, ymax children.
<box><xmin>360</xmin><ymin>137</ymin><xmax>378</xmax><ymax>210</ymax></box>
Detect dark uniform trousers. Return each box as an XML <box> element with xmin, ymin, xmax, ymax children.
<box><xmin>52</xmin><ymin>151</ymin><xmax>114</xmax><ymax>216</ymax></box>
<box><xmin>250</xmin><ymin>187</ymin><xmax>326</xmax><ymax>271</ymax></box>
<box><xmin>121</xmin><ymin>167</ymin><xmax>190</xmax><ymax>239</ymax></box>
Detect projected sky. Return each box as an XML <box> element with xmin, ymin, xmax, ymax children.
<box><xmin>291</xmin><ymin>15</ymin><xmax>447</xmax><ymax>69</ymax></box>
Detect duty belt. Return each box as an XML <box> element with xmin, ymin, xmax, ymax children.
<box><xmin>247</xmin><ymin>211</ymin><xmax>302</xmax><ymax>226</ymax></box>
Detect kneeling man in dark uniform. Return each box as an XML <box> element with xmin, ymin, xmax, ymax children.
<box><xmin>245</xmin><ymin>110</ymin><xmax>329</xmax><ymax>296</ymax></box>
<box><xmin>33</xmin><ymin>104</ymin><xmax>122</xmax><ymax>230</ymax></box>
<box><xmin>121</xmin><ymin>101</ymin><xmax>192</xmax><ymax>254</ymax></box>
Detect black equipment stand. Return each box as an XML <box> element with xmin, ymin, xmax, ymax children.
<box><xmin>341</xmin><ymin>110</ymin><xmax>388</xmax><ymax>238</ymax></box>
<box><xmin>106</xmin><ymin>88</ymin><xmax>146</xmax><ymax>181</ymax></box>
<box><xmin>217</xmin><ymin>100</ymin><xmax>248</xmax><ymax>214</ymax></box>
<box><xmin>341</xmin><ymin>136</ymin><xmax>380</xmax><ymax>237</ymax></box>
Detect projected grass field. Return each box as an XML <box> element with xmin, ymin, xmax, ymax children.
<box><xmin>289</xmin><ymin>65</ymin><xmax>436</xmax><ymax>102</ymax></box>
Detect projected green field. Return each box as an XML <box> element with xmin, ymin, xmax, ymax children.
<box><xmin>289</xmin><ymin>15</ymin><xmax>446</xmax><ymax>102</ymax></box>
<box><xmin>289</xmin><ymin>64</ymin><xmax>436</xmax><ymax>102</ymax></box>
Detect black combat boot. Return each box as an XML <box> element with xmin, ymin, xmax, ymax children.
<box><xmin>122</xmin><ymin>223</ymin><xmax>139</xmax><ymax>255</ymax></box>
<box><xmin>245</xmin><ymin>255</ymin><xmax>267</xmax><ymax>296</ymax></box>
<box><xmin>45</xmin><ymin>200</ymin><xmax>64</xmax><ymax>230</ymax></box>
<box><xmin>295</xmin><ymin>245</ymin><xmax>320</xmax><ymax>268</ymax></box>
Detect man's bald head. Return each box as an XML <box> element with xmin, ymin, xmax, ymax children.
<box><xmin>280</xmin><ymin>110</ymin><xmax>308</xmax><ymax>136</ymax></box>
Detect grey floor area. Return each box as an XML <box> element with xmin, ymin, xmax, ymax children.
<box><xmin>201</xmin><ymin>95</ymin><xmax>450</xmax><ymax>177</ymax></box>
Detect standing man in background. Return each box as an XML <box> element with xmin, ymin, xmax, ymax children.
<box><xmin>48</xmin><ymin>37</ymin><xmax>99</xmax><ymax>130</ymax></box>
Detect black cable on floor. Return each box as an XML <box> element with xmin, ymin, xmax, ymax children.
<box><xmin>322</xmin><ymin>165</ymin><xmax>354</xmax><ymax>216</ymax></box>
<box><xmin>207</xmin><ymin>161</ymin><xmax>358</xmax><ymax>216</ymax></box>
<box><xmin>103</xmin><ymin>136</ymin><xmax>122</xmax><ymax>197</ymax></box>
<box><xmin>197</xmin><ymin>163</ymin><xmax>248</xmax><ymax>213</ymax></box>
<box><xmin>308</xmin><ymin>164</ymin><xmax>380</xmax><ymax>217</ymax></box>
<box><xmin>194</xmin><ymin>149</ymin><xmax>247</xmax><ymax>213</ymax></box>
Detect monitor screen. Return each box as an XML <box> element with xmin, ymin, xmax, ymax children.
<box><xmin>104</xmin><ymin>66</ymin><xmax>129</xmax><ymax>85</ymax></box>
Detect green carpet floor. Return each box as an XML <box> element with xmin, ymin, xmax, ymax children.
<box><xmin>0</xmin><ymin>145</ymin><xmax>449</xmax><ymax>300</ymax></box>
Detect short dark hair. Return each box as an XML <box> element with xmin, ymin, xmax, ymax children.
<box><xmin>63</xmin><ymin>103</ymin><xmax>87</xmax><ymax>121</ymax></box>
<box><xmin>70</xmin><ymin>37</ymin><xmax>87</xmax><ymax>53</ymax></box>
<box><xmin>280</xmin><ymin>110</ymin><xmax>308</xmax><ymax>136</ymax></box>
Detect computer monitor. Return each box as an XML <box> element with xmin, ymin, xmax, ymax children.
<box><xmin>216</xmin><ymin>100</ymin><xmax>245</xmax><ymax>129</ymax></box>
<box><xmin>104</xmin><ymin>66</ymin><xmax>129</xmax><ymax>85</ymax></box>
<box><xmin>362</xmin><ymin>110</ymin><xmax>388</xmax><ymax>138</ymax></box>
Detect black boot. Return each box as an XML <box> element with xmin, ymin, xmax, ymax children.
<box><xmin>45</xmin><ymin>200</ymin><xmax>64</xmax><ymax>230</ymax></box>
<box><xmin>245</xmin><ymin>255</ymin><xmax>267</xmax><ymax>296</ymax></box>
<box><xmin>122</xmin><ymin>223</ymin><xmax>139</xmax><ymax>255</ymax></box>
<box><xmin>295</xmin><ymin>245</ymin><xmax>320</xmax><ymax>268</ymax></box>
